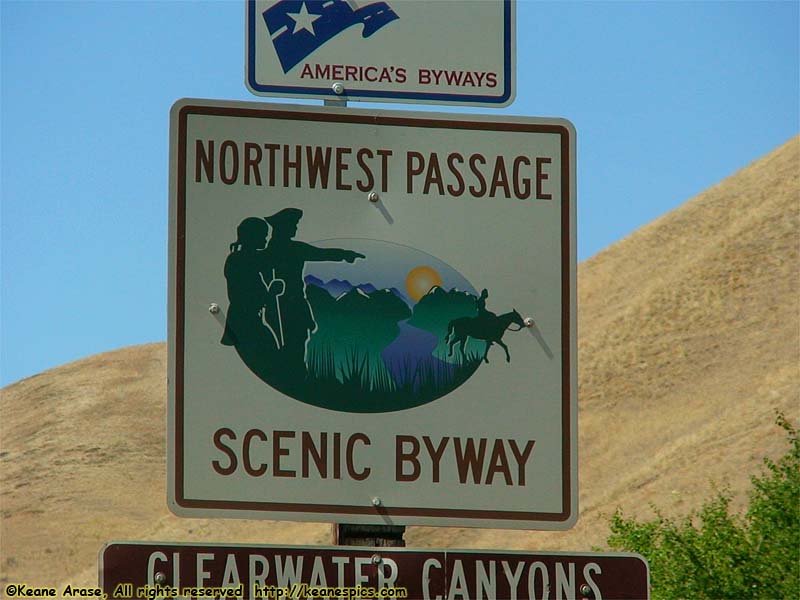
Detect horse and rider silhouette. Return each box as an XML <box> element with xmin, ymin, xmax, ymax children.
<box><xmin>445</xmin><ymin>289</ymin><xmax>526</xmax><ymax>364</ymax></box>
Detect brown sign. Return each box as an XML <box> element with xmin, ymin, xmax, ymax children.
<box><xmin>100</xmin><ymin>542</ymin><xmax>648</xmax><ymax>599</ymax></box>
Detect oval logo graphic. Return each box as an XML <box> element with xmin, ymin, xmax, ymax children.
<box><xmin>221</xmin><ymin>212</ymin><xmax>524</xmax><ymax>412</ymax></box>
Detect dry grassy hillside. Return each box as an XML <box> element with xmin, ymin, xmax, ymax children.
<box><xmin>1</xmin><ymin>136</ymin><xmax>798</xmax><ymax>590</ymax></box>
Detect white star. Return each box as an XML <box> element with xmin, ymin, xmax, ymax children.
<box><xmin>287</xmin><ymin>2</ymin><xmax>321</xmax><ymax>35</ymax></box>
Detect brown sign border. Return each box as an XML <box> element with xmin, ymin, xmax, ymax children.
<box><xmin>170</xmin><ymin>102</ymin><xmax>574</xmax><ymax>524</ymax></box>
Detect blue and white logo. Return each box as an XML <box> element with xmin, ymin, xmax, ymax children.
<box><xmin>263</xmin><ymin>0</ymin><xmax>400</xmax><ymax>73</ymax></box>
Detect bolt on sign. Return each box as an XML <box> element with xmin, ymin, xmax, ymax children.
<box><xmin>168</xmin><ymin>98</ymin><xmax>576</xmax><ymax>529</ymax></box>
<box><xmin>245</xmin><ymin>0</ymin><xmax>515</xmax><ymax>106</ymax></box>
<box><xmin>101</xmin><ymin>543</ymin><xmax>649</xmax><ymax>600</ymax></box>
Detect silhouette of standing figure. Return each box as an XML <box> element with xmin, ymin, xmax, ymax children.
<box><xmin>265</xmin><ymin>208</ymin><xmax>365</xmax><ymax>374</ymax></box>
<box><xmin>221</xmin><ymin>217</ymin><xmax>285</xmax><ymax>355</ymax></box>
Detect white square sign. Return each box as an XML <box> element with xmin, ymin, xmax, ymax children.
<box><xmin>168</xmin><ymin>99</ymin><xmax>576</xmax><ymax>529</ymax></box>
<box><xmin>245</xmin><ymin>0</ymin><xmax>515</xmax><ymax>106</ymax></box>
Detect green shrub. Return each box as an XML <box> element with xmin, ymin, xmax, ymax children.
<box><xmin>607</xmin><ymin>414</ymin><xmax>799</xmax><ymax>599</ymax></box>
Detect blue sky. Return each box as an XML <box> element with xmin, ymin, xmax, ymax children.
<box><xmin>1</xmin><ymin>1</ymin><xmax>798</xmax><ymax>386</ymax></box>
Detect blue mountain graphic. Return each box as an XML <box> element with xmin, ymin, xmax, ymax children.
<box><xmin>305</xmin><ymin>275</ymin><xmax>410</xmax><ymax>306</ymax></box>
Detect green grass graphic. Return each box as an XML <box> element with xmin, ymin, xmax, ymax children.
<box><xmin>301</xmin><ymin>343</ymin><xmax>482</xmax><ymax>412</ymax></box>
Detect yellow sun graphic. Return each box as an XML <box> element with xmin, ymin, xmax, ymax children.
<box><xmin>405</xmin><ymin>265</ymin><xmax>443</xmax><ymax>302</ymax></box>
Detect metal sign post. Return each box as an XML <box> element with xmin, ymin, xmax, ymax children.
<box><xmin>334</xmin><ymin>524</ymin><xmax>405</xmax><ymax>548</ymax></box>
